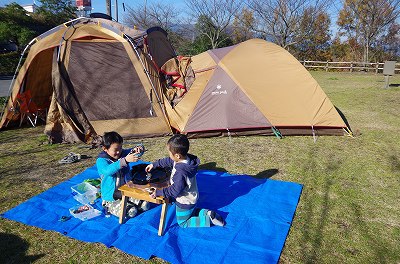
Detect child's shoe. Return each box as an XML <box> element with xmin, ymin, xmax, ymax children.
<box><xmin>127</xmin><ymin>205</ymin><xmax>138</xmax><ymax>218</ymax></box>
<box><xmin>128</xmin><ymin>198</ymin><xmax>141</xmax><ymax>205</ymax></box>
<box><xmin>207</xmin><ymin>210</ymin><xmax>225</xmax><ymax>226</ymax></box>
<box><xmin>138</xmin><ymin>201</ymin><xmax>150</xmax><ymax>211</ymax></box>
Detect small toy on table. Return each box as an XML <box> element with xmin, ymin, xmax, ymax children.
<box><xmin>130</xmin><ymin>144</ymin><xmax>145</xmax><ymax>157</ymax></box>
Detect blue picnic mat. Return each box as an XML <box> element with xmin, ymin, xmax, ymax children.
<box><xmin>1</xmin><ymin>162</ymin><xmax>302</xmax><ymax>264</ymax></box>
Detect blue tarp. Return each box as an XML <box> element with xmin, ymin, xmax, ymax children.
<box><xmin>1</xmin><ymin>163</ymin><xmax>302</xmax><ymax>264</ymax></box>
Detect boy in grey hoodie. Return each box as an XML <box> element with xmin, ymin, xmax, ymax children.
<box><xmin>145</xmin><ymin>134</ymin><xmax>225</xmax><ymax>227</ymax></box>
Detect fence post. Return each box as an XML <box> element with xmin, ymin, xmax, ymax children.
<box><xmin>375</xmin><ymin>63</ymin><xmax>379</xmax><ymax>74</ymax></box>
<box><xmin>325</xmin><ymin>61</ymin><xmax>329</xmax><ymax>72</ymax></box>
<box><xmin>350</xmin><ymin>62</ymin><xmax>353</xmax><ymax>72</ymax></box>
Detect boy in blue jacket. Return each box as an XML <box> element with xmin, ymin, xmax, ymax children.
<box><xmin>145</xmin><ymin>134</ymin><xmax>225</xmax><ymax>227</ymax></box>
<box><xmin>97</xmin><ymin>131</ymin><xmax>148</xmax><ymax>218</ymax></box>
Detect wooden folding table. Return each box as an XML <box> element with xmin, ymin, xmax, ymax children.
<box><xmin>118</xmin><ymin>182</ymin><xmax>169</xmax><ymax>236</ymax></box>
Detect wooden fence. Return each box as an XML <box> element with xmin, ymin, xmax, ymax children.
<box><xmin>299</xmin><ymin>60</ymin><xmax>400</xmax><ymax>74</ymax></box>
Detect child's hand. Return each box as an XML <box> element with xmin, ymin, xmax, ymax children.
<box><xmin>129</xmin><ymin>146</ymin><xmax>141</xmax><ymax>156</ymax></box>
<box><xmin>145</xmin><ymin>164</ymin><xmax>153</xmax><ymax>172</ymax></box>
<box><xmin>133</xmin><ymin>145</ymin><xmax>144</xmax><ymax>154</ymax></box>
<box><xmin>125</xmin><ymin>152</ymin><xmax>140</xmax><ymax>163</ymax></box>
<box><xmin>146</xmin><ymin>187</ymin><xmax>156</xmax><ymax>199</ymax></box>
<box><xmin>129</xmin><ymin>145</ymin><xmax>145</xmax><ymax>157</ymax></box>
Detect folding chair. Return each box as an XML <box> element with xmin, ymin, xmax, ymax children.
<box><xmin>16</xmin><ymin>90</ymin><xmax>48</xmax><ymax>127</ymax></box>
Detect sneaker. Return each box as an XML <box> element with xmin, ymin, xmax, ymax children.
<box><xmin>138</xmin><ymin>201</ymin><xmax>150</xmax><ymax>211</ymax></box>
<box><xmin>128</xmin><ymin>198</ymin><xmax>141</xmax><ymax>205</ymax></box>
<box><xmin>59</xmin><ymin>152</ymin><xmax>81</xmax><ymax>164</ymax></box>
<box><xmin>207</xmin><ymin>210</ymin><xmax>225</xmax><ymax>227</ymax></box>
<box><xmin>127</xmin><ymin>205</ymin><xmax>138</xmax><ymax>218</ymax></box>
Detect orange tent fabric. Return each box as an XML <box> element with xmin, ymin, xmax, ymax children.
<box><xmin>164</xmin><ymin>39</ymin><xmax>349</xmax><ymax>137</ymax></box>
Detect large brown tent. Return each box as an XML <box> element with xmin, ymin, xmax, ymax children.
<box><xmin>0</xmin><ymin>18</ymin><xmax>174</xmax><ymax>143</ymax></box>
<box><xmin>164</xmin><ymin>39</ymin><xmax>350</xmax><ymax>137</ymax></box>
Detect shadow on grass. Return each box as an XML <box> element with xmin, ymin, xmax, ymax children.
<box><xmin>299</xmin><ymin>148</ymin><xmax>336</xmax><ymax>263</ymax></box>
<box><xmin>349</xmin><ymin>203</ymin><xmax>398</xmax><ymax>263</ymax></box>
<box><xmin>198</xmin><ymin>162</ymin><xmax>228</xmax><ymax>172</ymax></box>
<box><xmin>0</xmin><ymin>232</ymin><xmax>44</xmax><ymax>263</ymax></box>
<box><xmin>300</xmin><ymin>177</ymin><xmax>333</xmax><ymax>263</ymax></box>
<box><xmin>253</xmin><ymin>168</ymin><xmax>279</xmax><ymax>179</ymax></box>
<box><xmin>389</xmin><ymin>155</ymin><xmax>400</xmax><ymax>174</ymax></box>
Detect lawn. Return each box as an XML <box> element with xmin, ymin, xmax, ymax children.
<box><xmin>0</xmin><ymin>71</ymin><xmax>399</xmax><ymax>263</ymax></box>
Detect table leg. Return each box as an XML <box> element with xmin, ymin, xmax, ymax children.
<box><xmin>119</xmin><ymin>195</ymin><xmax>127</xmax><ymax>224</ymax></box>
<box><xmin>158</xmin><ymin>202</ymin><xmax>169</xmax><ymax>236</ymax></box>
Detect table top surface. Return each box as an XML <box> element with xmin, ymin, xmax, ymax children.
<box><xmin>118</xmin><ymin>181</ymin><xmax>169</xmax><ymax>204</ymax></box>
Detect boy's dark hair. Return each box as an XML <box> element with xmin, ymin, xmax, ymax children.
<box><xmin>167</xmin><ymin>134</ymin><xmax>189</xmax><ymax>156</ymax></box>
<box><xmin>102</xmin><ymin>131</ymin><xmax>123</xmax><ymax>149</ymax></box>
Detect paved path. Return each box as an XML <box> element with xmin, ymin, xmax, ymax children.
<box><xmin>0</xmin><ymin>76</ymin><xmax>13</xmax><ymax>97</ymax></box>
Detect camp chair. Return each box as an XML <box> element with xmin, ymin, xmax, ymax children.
<box><xmin>16</xmin><ymin>90</ymin><xmax>48</xmax><ymax>127</ymax></box>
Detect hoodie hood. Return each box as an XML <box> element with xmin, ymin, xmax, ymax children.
<box><xmin>98</xmin><ymin>150</ymin><xmax>117</xmax><ymax>161</ymax></box>
<box><xmin>174</xmin><ymin>153</ymin><xmax>200</xmax><ymax>178</ymax></box>
<box><xmin>98</xmin><ymin>148</ymin><xmax>130</xmax><ymax>162</ymax></box>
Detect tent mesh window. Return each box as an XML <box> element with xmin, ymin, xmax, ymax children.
<box><xmin>68</xmin><ymin>41</ymin><xmax>154</xmax><ymax>121</ymax></box>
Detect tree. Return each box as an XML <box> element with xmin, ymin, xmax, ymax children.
<box><xmin>381</xmin><ymin>23</ymin><xmax>400</xmax><ymax>60</ymax></box>
<box><xmin>330</xmin><ymin>37</ymin><xmax>351</xmax><ymax>61</ymax></box>
<box><xmin>247</xmin><ymin>0</ymin><xmax>330</xmax><ymax>50</ymax></box>
<box><xmin>0</xmin><ymin>3</ymin><xmax>38</xmax><ymax>49</ymax></box>
<box><xmin>294</xmin><ymin>7</ymin><xmax>331</xmax><ymax>60</ymax></box>
<box><xmin>124</xmin><ymin>1</ymin><xmax>180</xmax><ymax>32</ymax></box>
<box><xmin>123</xmin><ymin>1</ymin><xmax>183</xmax><ymax>53</ymax></box>
<box><xmin>33</xmin><ymin>0</ymin><xmax>76</xmax><ymax>27</ymax></box>
<box><xmin>184</xmin><ymin>0</ymin><xmax>242</xmax><ymax>49</ymax></box>
<box><xmin>337</xmin><ymin>0</ymin><xmax>400</xmax><ymax>62</ymax></box>
<box><xmin>232</xmin><ymin>8</ymin><xmax>256</xmax><ymax>44</ymax></box>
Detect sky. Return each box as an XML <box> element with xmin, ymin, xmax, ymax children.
<box><xmin>0</xmin><ymin>0</ymin><xmax>186</xmax><ymax>23</ymax></box>
<box><xmin>1</xmin><ymin>0</ymin><xmax>343</xmax><ymax>33</ymax></box>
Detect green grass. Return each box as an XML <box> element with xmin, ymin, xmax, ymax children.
<box><xmin>0</xmin><ymin>72</ymin><xmax>399</xmax><ymax>263</ymax></box>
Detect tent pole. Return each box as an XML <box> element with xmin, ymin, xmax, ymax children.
<box><xmin>0</xmin><ymin>38</ymin><xmax>37</xmax><ymax>122</ymax></box>
<box><xmin>57</xmin><ymin>19</ymin><xmax>84</xmax><ymax>62</ymax></box>
<box><xmin>124</xmin><ymin>35</ymin><xmax>171</xmax><ymax>128</ymax></box>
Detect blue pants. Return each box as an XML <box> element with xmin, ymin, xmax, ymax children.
<box><xmin>176</xmin><ymin>206</ymin><xmax>211</xmax><ymax>228</ymax></box>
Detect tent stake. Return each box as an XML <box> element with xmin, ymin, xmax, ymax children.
<box><xmin>312</xmin><ymin>126</ymin><xmax>317</xmax><ymax>143</ymax></box>
<box><xmin>226</xmin><ymin>128</ymin><xmax>232</xmax><ymax>143</ymax></box>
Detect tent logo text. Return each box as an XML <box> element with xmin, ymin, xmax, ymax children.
<box><xmin>212</xmin><ymin>84</ymin><xmax>227</xmax><ymax>95</ymax></box>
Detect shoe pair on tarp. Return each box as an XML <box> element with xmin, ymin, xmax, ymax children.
<box><xmin>127</xmin><ymin>198</ymin><xmax>151</xmax><ymax>218</ymax></box>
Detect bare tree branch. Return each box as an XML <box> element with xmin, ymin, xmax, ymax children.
<box><xmin>247</xmin><ymin>0</ymin><xmax>330</xmax><ymax>49</ymax></box>
<box><xmin>184</xmin><ymin>0</ymin><xmax>242</xmax><ymax>49</ymax></box>
<box><xmin>123</xmin><ymin>1</ymin><xmax>180</xmax><ymax>32</ymax></box>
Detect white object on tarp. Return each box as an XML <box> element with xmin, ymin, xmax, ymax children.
<box><xmin>71</xmin><ymin>182</ymin><xmax>98</xmax><ymax>204</ymax></box>
<box><xmin>69</xmin><ymin>204</ymin><xmax>101</xmax><ymax>221</ymax></box>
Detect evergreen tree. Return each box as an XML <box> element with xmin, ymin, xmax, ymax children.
<box><xmin>34</xmin><ymin>0</ymin><xmax>76</xmax><ymax>28</ymax></box>
<box><xmin>0</xmin><ymin>3</ymin><xmax>38</xmax><ymax>49</ymax></box>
